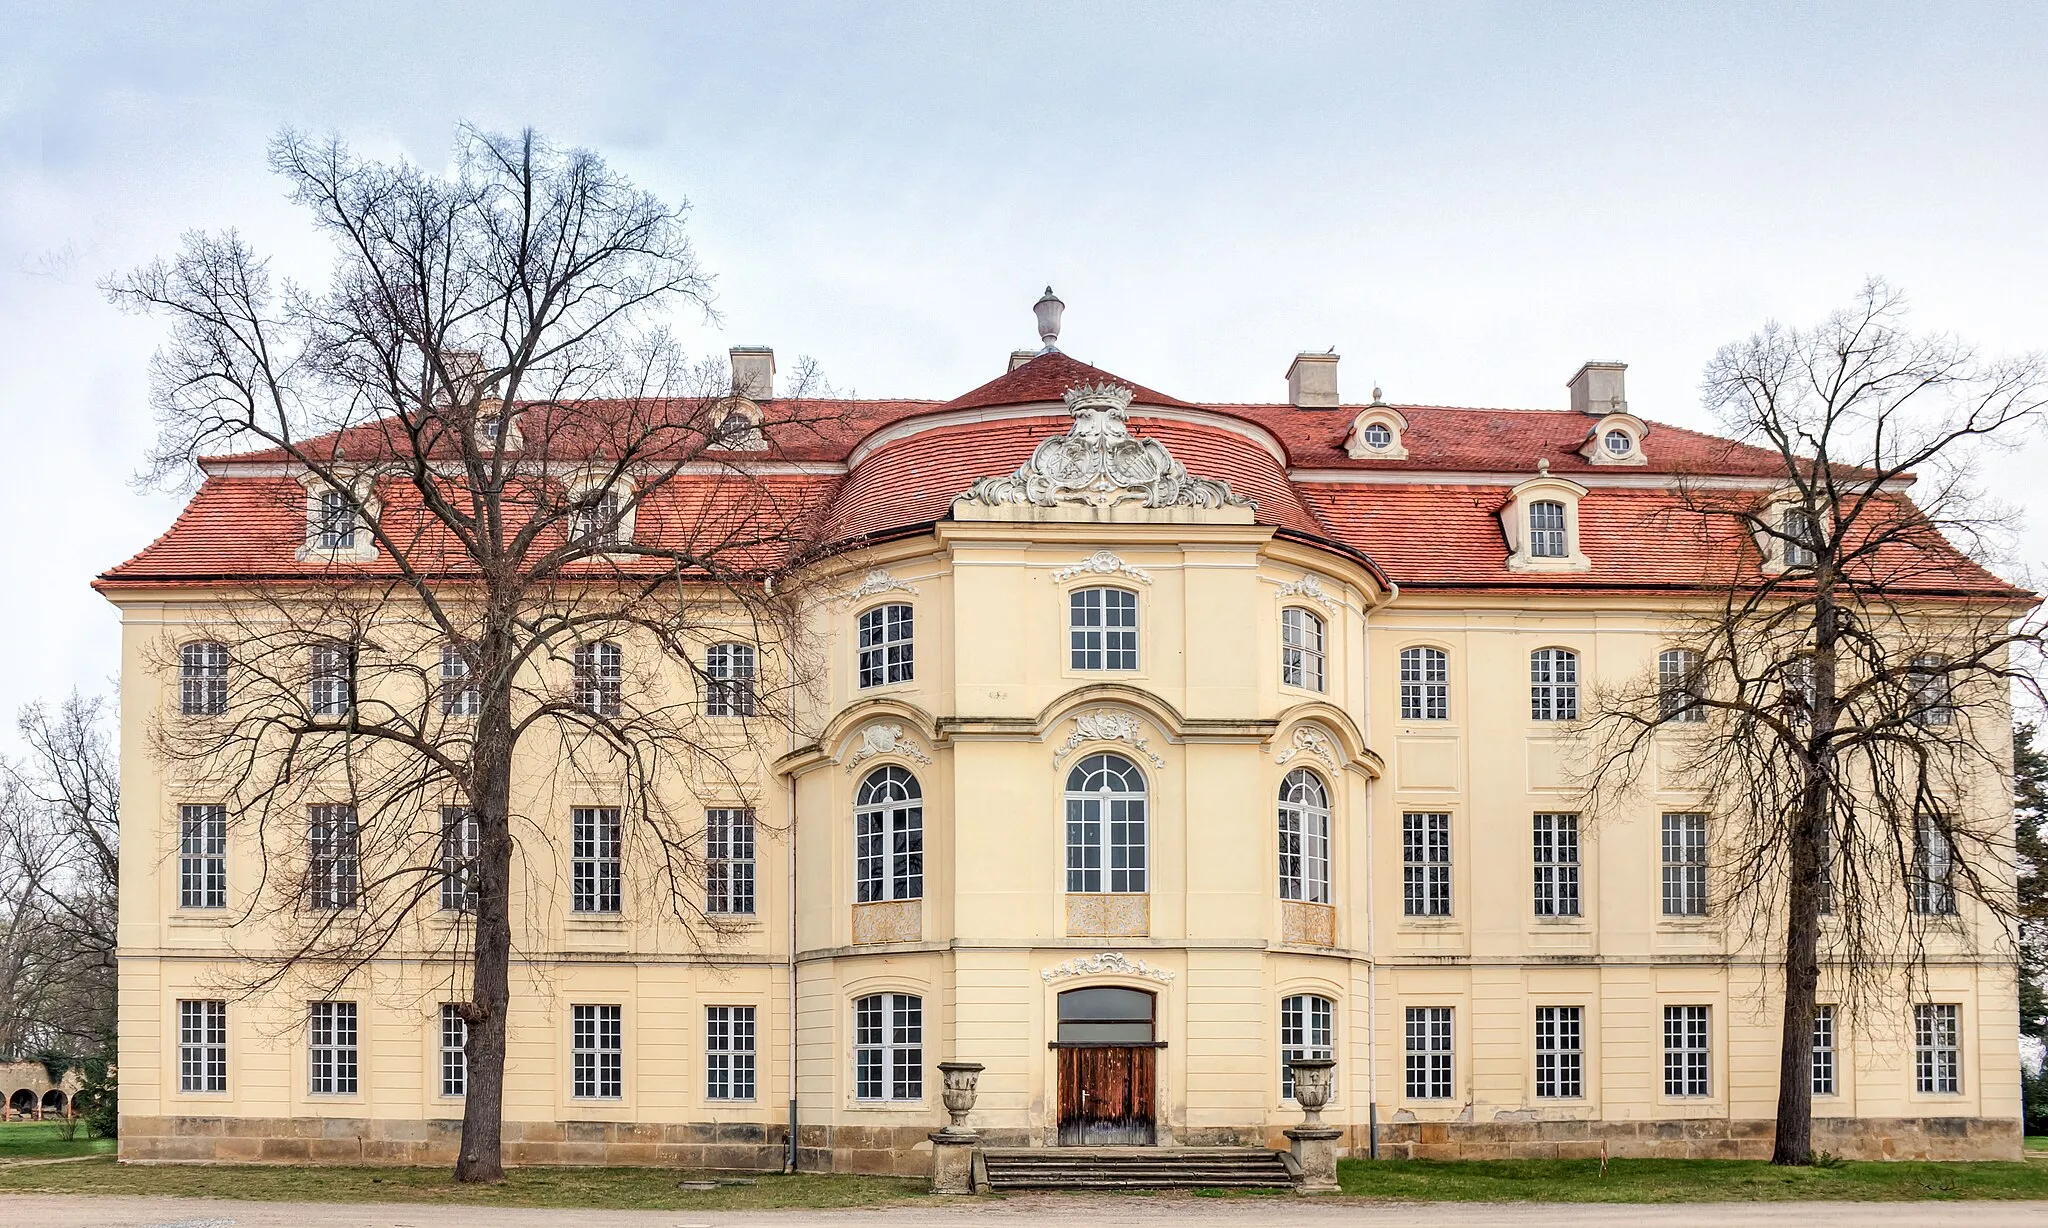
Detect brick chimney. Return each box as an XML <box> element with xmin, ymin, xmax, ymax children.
<box><xmin>730</xmin><ymin>346</ymin><xmax>776</xmax><ymax>399</ymax></box>
<box><xmin>1568</xmin><ymin>361</ymin><xmax>1627</xmax><ymax>416</ymax></box>
<box><xmin>1286</xmin><ymin>352</ymin><xmax>1340</xmax><ymax>408</ymax></box>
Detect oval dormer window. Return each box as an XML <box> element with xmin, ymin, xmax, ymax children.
<box><xmin>1603</xmin><ymin>429</ymin><xmax>1634</xmax><ymax>457</ymax></box>
<box><xmin>1363</xmin><ymin>422</ymin><xmax>1393</xmax><ymax>450</ymax></box>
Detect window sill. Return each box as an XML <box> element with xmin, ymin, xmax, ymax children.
<box><xmin>1399</xmin><ymin>917</ymin><xmax>1460</xmax><ymax>929</ymax></box>
<box><xmin>566</xmin><ymin>915</ymin><xmax>627</xmax><ymax>928</ymax></box>
<box><xmin>1530</xmin><ymin>915</ymin><xmax>1586</xmax><ymax>925</ymax></box>
<box><xmin>846</xmin><ymin>1099</ymin><xmax>928</xmax><ymax>1112</ymax></box>
<box><xmin>168</xmin><ymin>910</ymin><xmax>233</xmax><ymax>927</ymax></box>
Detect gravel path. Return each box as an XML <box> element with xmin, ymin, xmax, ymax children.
<box><xmin>3</xmin><ymin>1194</ymin><xmax>2048</xmax><ymax>1227</ymax></box>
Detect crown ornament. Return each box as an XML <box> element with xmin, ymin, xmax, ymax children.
<box><xmin>1063</xmin><ymin>382</ymin><xmax>1134</xmax><ymax>415</ymax></box>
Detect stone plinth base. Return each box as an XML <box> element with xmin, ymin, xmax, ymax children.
<box><xmin>929</xmin><ymin>1130</ymin><xmax>980</xmax><ymax>1194</ymax></box>
<box><xmin>1285</xmin><ymin>1125</ymin><xmax>1342</xmax><ymax>1192</ymax></box>
<box><xmin>1376</xmin><ymin>1115</ymin><xmax>2022</xmax><ymax>1162</ymax></box>
<box><xmin>119</xmin><ymin>1116</ymin><xmax>790</xmax><ymax>1169</ymax></box>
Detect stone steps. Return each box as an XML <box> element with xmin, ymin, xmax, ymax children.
<box><xmin>980</xmin><ymin>1145</ymin><xmax>1297</xmax><ymax>1190</ymax></box>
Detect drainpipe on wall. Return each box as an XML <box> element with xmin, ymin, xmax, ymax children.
<box><xmin>786</xmin><ymin>764</ymin><xmax>800</xmax><ymax>1172</ymax></box>
<box><xmin>1363</xmin><ymin>582</ymin><xmax>1390</xmax><ymax>1160</ymax></box>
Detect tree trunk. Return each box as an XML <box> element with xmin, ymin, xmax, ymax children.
<box><xmin>455</xmin><ymin>684</ymin><xmax>515</xmax><ymax>1183</ymax></box>
<box><xmin>1771</xmin><ymin>795</ymin><xmax>1824</xmax><ymax>1165</ymax></box>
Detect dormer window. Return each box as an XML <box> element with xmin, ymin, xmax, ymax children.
<box><xmin>479</xmin><ymin>415</ymin><xmax>502</xmax><ymax>444</ymax></box>
<box><xmin>1581</xmin><ymin>412</ymin><xmax>1648</xmax><ymax>466</ymax></box>
<box><xmin>298</xmin><ymin>478</ymin><xmax>379</xmax><ymax>562</ymax></box>
<box><xmin>564</xmin><ymin>476</ymin><xmax>635</xmax><ymax>549</ymax></box>
<box><xmin>314</xmin><ymin>491</ymin><xmax>354</xmax><ymax>550</ymax></box>
<box><xmin>1344</xmin><ymin>406</ymin><xmax>1409</xmax><ymax>460</ymax></box>
<box><xmin>1759</xmin><ymin>497</ymin><xmax>1823</xmax><ymax>575</ymax></box>
<box><xmin>709</xmin><ymin>403</ymin><xmax>766</xmax><ymax>452</ymax></box>
<box><xmin>1529</xmin><ymin>501</ymin><xmax>1567</xmax><ymax>558</ymax></box>
<box><xmin>1501</xmin><ymin>475</ymin><xmax>1591</xmax><ymax>572</ymax></box>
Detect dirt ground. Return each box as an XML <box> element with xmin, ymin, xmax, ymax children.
<box><xmin>3</xmin><ymin>1194</ymin><xmax>2047</xmax><ymax>1228</ymax></box>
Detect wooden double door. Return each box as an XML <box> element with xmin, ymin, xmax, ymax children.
<box><xmin>1056</xmin><ymin>1045</ymin><xmax>1157</xmax><ymax>1146</ymax></box>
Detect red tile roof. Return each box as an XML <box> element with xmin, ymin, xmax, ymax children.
<box><xmin>103</xmin><ymin>350</ymin><xmax>2022</xmax><ymax>601</ymax></box>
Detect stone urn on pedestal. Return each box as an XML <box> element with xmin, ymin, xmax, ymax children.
<box><xmin>1283</xmin><ymin>1057</ymin><xmax>1341</xmax><ymax>1193</ymax></box>
<box><xmin>928</xmin><ymin>1061</ymin><xmax>985</xmax><ymax>1195</ymax></box>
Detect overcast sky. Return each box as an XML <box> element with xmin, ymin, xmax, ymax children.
<box><xmin>3</xmin><ymin>1</ymin><xmax>2047</xmax><ymax>745</ymax></box>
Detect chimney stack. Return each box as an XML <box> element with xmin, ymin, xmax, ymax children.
<box><xmin>730</xmin><ymin>346</ymin><xmax>776</xmax><ymax>399</ymax></box>
<box><xmin>1287</xmin><ymin>352</ymin><xmax>1340</xmax><ymax>408</ymax></box>
<box><xmin>1568</xmin><ymin>361</ymin><xmax>1627</xmax><ymax>416</ymax></box>
<box><xmin>1009</xmin><ymin>349</ymin><xmax>1037</xmax><ymax>372</ymax></box>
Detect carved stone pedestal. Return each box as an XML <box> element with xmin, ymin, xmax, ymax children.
<box><xmin>929</xmin><ymin>1061</ymin><xmax>985</xmax><ymax>1195</ymax></box>
<box><xmin>1285</xmin><ymin>1125</ymin><xmax>1343</xmax><ymax>1193</ymax></box>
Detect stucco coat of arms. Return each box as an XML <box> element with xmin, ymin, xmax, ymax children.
<box><xmin>962</xmin><ymin>383</ymin><xmax>1253</xmax><ymax>510</ymax></box>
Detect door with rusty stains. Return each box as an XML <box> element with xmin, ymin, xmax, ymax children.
<box><xmin>1054</xmin><ymin>986</ymin><xmax>1157</xmax><ymax>1146</ymax></box>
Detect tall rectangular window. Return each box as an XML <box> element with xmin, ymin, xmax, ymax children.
<box><xmin>309</xmin><ymin>1001</ymin><xmax>358</xmax><ymax>1095</ymax></box>
<box><xmin>179</xmin><ymin>804</ymin><xmax>227</xmax><ymax>909</ymax></box>
<box><xmin>1277</xmin><ymin>770</ymin><xmax>1331</xmax><ymax>904</ymax></box>
<box><xmin>1069</xmin><ymin>588</ymin><xmax>1138</xmax><ymax>671</ymax></box>
<box><xmin>1663</xmin><ymin>1005</ymin><xmax>1711</xmax><ymax>1097</ymax></box>
<box><xmin>1534</xmin><ymin>1006</ymin><xmax>1582</xmax><ymax>1098</ymax></box>
<box><xmin>1912</xmin><ymin>814</ymin><xmax>1956</xmax><ymax>915</ymax></box>
<box><xmin>440</xmin><ymin>1005</ymin><xmax>467</xmax><ymax>1098</ymax></box>
<box><xmin>1661</xmin><ymin>813</ymin><xmax>1708</xmax><ymax>917</ymax></box>
<box><xmin>1529</xmin><ymin>499</ymin><xmax>1567</xmax><ymax>557</ymax></box>
<box><xmin>1811</xmin><ymin>1005</ymin><xmax>1835</xmax><ymax>1096</ymax></box>
<box><xmin>574</xmin><ymin>641</ymin><xmax>623</xmax><ymax>716</ymax></box>
<box><xmin>1402</xmin><ymin>811</ymin><xmax>1451</xmax><ymax>917</ymax></box>
<box><xmin>572</xmin><ymin>807</ymin><xmax>622</xmax><ymax>914</ymax></box>
<box><xmin>1529</xmin><ymin>648</ymin><xmax>1578</xmax><ymax>721</ymax></box>
<box><xmin>1659</xmin><ymin>648</ymin><xmax>1706</xmax><ymax>723</ymax></box>
<box><xmin>1404</xmin><ymin>1006</ymin><xmax>1453</xmax><ymax>1100</ymax></box>
<box><xmin>1281</xmin><ymin>994</ymin><xmax>1335</xmax><ymax>1100</ymax></box>
<box><xmin>179</xmin><ymin>999</ymin><xmax>227</xmax><ymax>1093</ymax></box>
<box><xmin>572</xmin><ymin>1004</ymin><xmax>623</xmax><ymax>1099</ymax></box>
<box><xmin>1782</xmin><ymin>506</ymin><xmax>1818</xmax><ymax>568</ymax></box>
<box><xmin>705</xmin><ymin>643</ymin><xmax>758</xmax><ymax>716</ymax></box>
<box><xmin>1531</xmin><ymin>812</ymin><xmax>1580</xmax><ymax>917</ymax></box>
<box><xmin>440</xmin><ymin>644</ymin><xmax>479</xmax><ymax>717</ymax></box>
<box><xmin>1816</xmin><ymin>819</ymin><xmax>1835</xmax><ymax>915</ymax></box>
<box><xmin>308</xmin><ymin>804</ymin><xmax>359</xmax><ymax>910</ymax></box>
<box><xmin>1398</xmin><ymin>646</ymin><xmax>1448</xmax><ymax>721</ymax></box>
<box><xmin>705</xmin><ymin>808</ymin><xmax>756</xmax><ymax>915</ymax></box>
<box><xmin>309</xmin><ymin>641</ymin><xmax>353</xmax><ymax>717</ymax></box>
<box><xmin>180</xmin><ymin>641</ymin><xmax>229</xmax><ymax>715</ymax></box>
<box><xmin>439</xmin><ymin>805</ymin><xmax>478</xmax><ymax>913</ymax></box>
<box><xmin>313</xmin><ymin>489</ymin><xmax>355</xmax><ymax>550</ymax></box>
<box><xmin>706</xmin><ymin>1005</ymin><xmax>757</xmax><ymax>1101</ymax></box>
<box><xmin>854</xmin><ymin>993</ymin><xmax>922</xmax><ymax>1101</ymax></box>
<box><xmin>1914</xmin><ymin>1003</ymin><xmax>1960</xmax><ymax>1094</ymax></box>
<box><xmin>1281</xmin><ymin>607</ymin><xmax>1327</xmax><ymax>692</ymax></box>
<box><xmin>1908</xmin><ymin>655</ymin><xmax>1955</xmax><ymax>727</ymax></box>
<box><xmin>857</xmin><ymin>604</ymin><xmax>914</xmax><ymax>688</ymax></box>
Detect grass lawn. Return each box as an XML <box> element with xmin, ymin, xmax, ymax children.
<box><xmin>1334</xmin><ymin>1155</ymin><xmax>2048</xmax><ymax>1201</ymax></box>
<box><xmin>0</xmin><ymin>1121</ymin><xmax>115</xmax><ymax>1162</ymax></box>
<box><xmin>2025</xmin><ymin>1135</ymin><xmax>2046</xmax><ymax>1154</ymax></box>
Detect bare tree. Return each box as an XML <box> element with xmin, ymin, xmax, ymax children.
<box><xmin>0</xmin><ymin>694</ymin><xmax>120</xmax><ymax>1059</ymax></box>
<box><xmin>107</xmin><ymin>127</ymin><xmax>850</xmax><ymax>1181</ymax></box>
<box><xmin>1573</xmin><ymin>281</ymin><xmax>2046</xmax><ymax>1165</ymax></box>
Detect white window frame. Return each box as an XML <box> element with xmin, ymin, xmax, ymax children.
<box><xmin>179</xmin><ymin>999</ymin><xmax>227</xmax><ymax>1093</ymax></box>
<box><xmin>1402</xmin><ymin>811</ymin><xmax>1451</xmax><ymax>917</ymax></box>
<box><xmin>1534</xmin><ymin>1005</ymin><xmax>1583</xmax><ymax>1098</ymax></box>
<box><xmin>1532</xmin><ymin>812</ymin><xmax>1580</xmax><ymax>918</ymax></box>
<box><xmin>1909</xmin><ymin>655</ymin><xmax>1955</xmax><ymax>726</ymax></box>
<box><xmin>1659</xmin><ymin>648</ymin><xmax>1706</xmax><ymax>723</ymax></box>
<box><xmin>706</xmin><ymin>807</ymin><xmax>756</xmax><ymax>915</ymax></box>
<box><xmin>574</xmin><ymin>640</ymin><xmax>623</xmax><ymax>717</ymax></box>
<box><xmin>853</xmin><ymin>993</ymin><xmax>923</xmax><ymax>1102</ymax></box>
<box><xmin>1914</xmin><ymin>1002</ymin><xmax>1960</xmax><ymax>1094</ymax></box>
<box><xmin>1404</xmin><ymin>1005</ymin><xmax>1453</xmax><ymax>1100</ymax></box>
<box><xmin>1281</xmin><ymin>606</ymin><xmax>1326</xmax><ymax>692</ymax></box>
<box><xmin>1064</xmin><ymin>753</ymin><xmax>1148</xmax><ymax>895</ymax></box>
<box><xmin>856</xmin><ymin>604</ymin><xmax>914</xmax><ymax>689</ymax></box>
<box><xmin>439</xmin><ymin>805</ymin><xmax>478</xmax><ymax>913</ymax></box>
<box><xmin>180</xmin><ymin>641</ymin><xmax>229</xmax><ymax>716</ymax></box>
<box><xmin>440</xmin><ymin>1004</ymin><xmax>467</xmax><ymax>1098</ymax></box>
<box><xmin>1782</xmin><ymin>506</ymin><xmax>1818</xmax><ymax>569</ymax></box>
<box><xmin>1663</xmin><ymin>1004</ymin><xmax>1711</xmax><ymax>1097</ymax></box>
<box><xmin>440</xmin><ymin>644</ymin><xmax>479</xmax><ymax>717</ymax></box>
<box><xmin>1069</xmin><ymin>587</ymin><xmax>1138</xmax><ymax>671</ymax></box>
<box><xmin>308</xmin><ymin>804</ymin><xmax>358</xmax><ymax>911</ymax></box>
<box><xmin>706</xmin><ymin>1005</ymin><xmax>757</xmax><ymax>1101</ymax></box>
<box><xmin>309</xmin><ymin>1000</ymin><xmax>358</xmax><ymax>1095</ymax></box>
<box><xmin>705</xmin><ymin>642</ymin><xmax>758</xmax><ymax>717</ymax></box>
<box><xmin>309</xmin><ymin>641</ymin><xmax>354</xmax><ymax>717</ymax></box>
<box><xmin>1661</xmin><ymin>812</ymin><xmax>1708</xmax><ymax>917</ymax></box>
<box><xmin>1529</xmin><ymin>500</ymin><xmax>1568</xmax><ymax>558</ymax></box>
<box><xmin>572</xmin><ymin>807</ymin><xmax>622</xmax><ymax>914</ymax></box>
<box><xmin>1912</xmin><ymin>814</ymin><xmax>1956</xmax><ymax>915</ymax></box>
<box><xmin>179</xmin><ymin>803</ymin><xmax>227</xmax><ymax>909</ymax></box>
<box><xmin>569</xmin><ymin>487</ymin><xmax>625</xmax><ymax>548</ymax></box>
<box><xmin>571</xmin><ymin>1003</ymin><xmax>623</xmax><ymax>1099</ymax></box>
<box><xmin>1812</xmin><ymin>1005</ymin><xmax>1835</xmax><ymax>1096</ymax></box>
<box><xmin>1399</xmin><ymin>646</ymin><xmax>1448</xmax><ymax>721</ymax></box>
<box><xmin>1530</xmin><ymin>648</ymin><xmax>1578</xmax><ymax>721</ymax></box>
<box><xmin>1278</xmin><ymin>768</ymin><xmax>1331</xmax><ymax>904</ymax></box>
<box><xmin>855</xmin><ymin>767</ymin><xmax>924</xmax><ymax>903</ymax></box>
<box><xmin>1281</xmin><ymin>993</ymin><xmax>1335</xmax><ymax>1100</ymax></box>
<box><xmin>312</xmin><ymin>488</ymin><xmax>356</xmax><ymax>551</ymax></box>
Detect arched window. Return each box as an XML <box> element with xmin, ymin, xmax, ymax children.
<box><xmin>855</xmin><ymin>766</ymin><xmax>923</xmax><ymax>902</ymax></box>
<box><xmin>1281</xmin><ymin>607</ymin><xmax>1326</xmax><ymax>692</ymax></box>
<box><xmin>574</xmin><ymin>641</ymin><xmax>622</xmax><ymax>716</ymax></box>
<box><xmin>857</xmin><ymin>603</ymin><xmax>914</xmax><ymax>688</ymax></box>
<box><xmin>1070</xmin><ymin>588</ymin><xmax>1138</xmax><ymax>671</ymax></box>
<box><xmin>180</xmin><ymin>641</ymin><xmax>229</xmax><ymax>715</ymax></box>
<box><xmin>1278</xmin><ymin>768</ymin><xmax>1331</xmax><ymax>904</ymax></box>
<box><xmin>1659</xmin><ymin>648</ymin><xmax>1706</xmax><ymax>723</ymax></box>
<box><xmin>1281</xmin><ymin>994</ymin><xmax>1335</xmax><ymax>1099</ymax></box>
<box><xmin>1065</xmin><ymin>753</ymin><xmax>1147</xmax><ymax>894</ymax></box>
<box><xmin>705</xmin><ymin>642</ymin><xmax>756</xmax><ymax>717</ymax></box>
<box><xmin>1530</xmin><ymin>648</ymin><xmax>1578</xmax><ymax>721</ymax></box>
<box><xmin>1398</xmin><ymin>646</ymin><xmax>1448</xmax><ymax>721</ymax></box>
<box><xmin>1529</xmin><ymin>500</ymin><xmax>1567</xmax><ymax>558</ymax></box>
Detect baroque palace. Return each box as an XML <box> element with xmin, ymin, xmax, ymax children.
<box><xmin>99</xmin><ymin>298</ymin><xmax>2024</xmax><ymax>1172</ymax></box>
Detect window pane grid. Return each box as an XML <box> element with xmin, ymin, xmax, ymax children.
<box><xmin>180</xmin><ymin>804</ymin><xmax>227</xmax><ymax>909</ymax></box>
<box><xmin>1660</xmin><ymin>649</ymin><xmax>1706</xmax><ymax>723</ymax></box>
<box><xmin>310</xmin><ymin>1001</ymin><xmax>357</xmax><ymax>1095</ymax></box>
<box><xmin>1532</xmin><ymin>812</ymin><xmax>1580</xmax><ymax>917</ymax></box>
<box><xmin>572</xmin><ymin>1004</ymin><xmax>623</xmax><ymax>1099</ymax></box>
<box><xmin>439</xmin><ymin>806</ymin><xmax>478</xmax><ymax>913</ymax></box>
<box><xmin>440</xmin><ymin>1005</ymin><xmax>467</xmax><ymax>1098</ymax></box>
<box><xmin>1663</xmin><ymin>1005</ymin><xmax>1711</xmax><ymax>1097</ymax></box>
<box><xmin>1281</xmin><ymin>994</ymin><xmax>1335</xmax><ymax>1099</ymax></box>
<box><xmin>1811</xmin><ymin>1006</ymin><xmax>1835</xmax><ymax>1096</ymax></box>
<box><xmin>855</xmin><ymin>768</ymin><xmax>923</xmax><ymax>903</ymax></box>
<box><xmin>1915</xmin><ymin>1003</ymin><xmax>1959</xmax><ymax>1093</ymax></box>
<box><xmin>1404</xmin><ymin>1006</ymin><xmax>1453</xmax><ymax>1100</ymax></box>
<box><xmin>1912</xmin><ymin>816</ymin><xmax>1956</xmax><ymax>915</ymax></box>
<box><xmin>309</xmin><ymin>642</ymin><xmax>353</xmax><ymax>717</ymax></box>
<box><xmin>308</xmin><ymin>805</ymin><xmax>358</xmax><ymax>910</ymax></box>
<box><xmin>440</xmin><ymin>645</ymin><xmax>480</xmax><ymax>716</ymax></box>
<box><xmin>706</xmin><ymin>643</ymin><xmax>758</xmax><ymax>716</ymax></box>
<box><xmin>572</xmin><ymin>807</ymin><xmax>622</xmax><ymax>914</ymax></box>
<box><xmin>1399</xmin><ymin>647</ymin><xmax>1448</xmax><ymax>720</ymax></box>
<box><xmin>1069</xmin><ymin>588</ymin><xmax>1138</xmax><ymax>671</ymax></box>
<box><xmin>575</xmin><ymin>641</ymin><xmax>623</xmax><ymax>716</ymax></box>
<box><xmin>1278</xmin><ymin>769</ymin><xmax>1331</xmax><ymax>904</ymax></box>
<box><xmin>857</xmin><ymin>604</ymin><xmax>914</xmax><ymax>688</ymax></box>
<box><xmin>1281</xmin><ymin>607</ymin><xmax>1326</xmax><ymax>692</ymax></box>
<box><xmin>179</xmin><ymin>999</ymin><xmax>227</xmax><ymax>1093</ymax></box>
<box><xmin>1661</xmin><ymin>813</ymin><xmax>1708</xmax><ymax>917</ymax></box>
<box><xmin>1529</xmin><ymin>648</ymin><xmax>1579</xmax><ymax>721</ymax></box>
<box><xmin>1065</xmin><ymin>754</ymin><xmax>1146</xmax><ymax>894</ymax></box>
<box><xmin>180</xmin><ymin>641</ymin><xmax>229</xmax><ymax>715</ymax></box>
<box><xmin>1402</xmin><ymin>812</ymin><xmax>1451</xmax><ymax>916</ymax></box>
<box><xmin>1534</xmin><ymin>1006</ymin><xmax>1582</xmax><ymax>1098</ymax></box>
<box><xmin>706</xmin><ymin>808</ymin><xmax>757</xmax><ymax>915</ymax></box>
<box><xmin>854</xmin><ymin>994</ymin><xmax>922</xmax><ymax>1101</ymax></box>
<box><xmin>706</xmin><ymin>1005</ymin><xmax>757</xmax><ymax>1100</ymax></box>
<box><xmin>1529</xmin><ymin>500</ymin><xmax>1567</xmax><ymax>558</ymax></box>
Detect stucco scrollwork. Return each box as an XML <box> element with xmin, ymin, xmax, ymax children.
<box><xmin>1275</xmin><ymin>725</ymin><xmax>1338</xmax><ymax>770</ymax></box>
<box><xmin>1277</xmin><ymin>573</ymin><xmax>1340</xmax><ymax>611</ymax></box>
<box><xmin>844</xmin><ymin>722</ymin><xmax>933</xmax><ymax>772</ymax></box>
<box><xmin>960</xmin><ymin>382</ymin><xmax>1253</xmax><ymax>511</ymax></box>
<box><xmin>1040</xmin><ymin>951</ymin><xmax>1175</xmax><ymax>984</ymax></box>
<box><xmin>1053</xmin><ymin>550</ymin><xmax>1152</xmax><ymax>585</ymax></box>
<box><xmin>1052</xmin><ymin>710</ymin><xmax>1166</xmax><ymax>769</ymax></box>
<box><xmin>841</xmin><ymin>568</ymin><xmax>918</xmax><ymax>604</ymax></box>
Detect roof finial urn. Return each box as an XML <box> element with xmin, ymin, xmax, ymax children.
<box><xmin>1034</xmin><ymin>286</ymin><xmax>1064</xmax><ymax>353</ymax></box>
